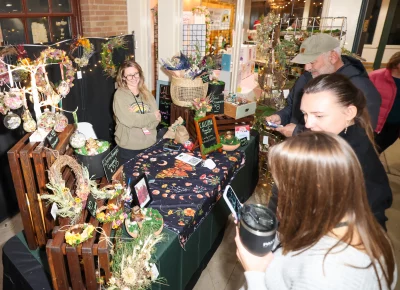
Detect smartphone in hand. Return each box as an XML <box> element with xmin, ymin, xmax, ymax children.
<box><xmin>223</xmin><ymin>185</ymin><xmax>243</xmax><ymax>221</ymax></box>
<box><xmin>265</xmin><ymin>121</ymin><xmax>283</xmax><ymax>129</ymax></box>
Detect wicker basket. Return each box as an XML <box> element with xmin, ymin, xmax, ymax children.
<box><xmin>170</xmin><ymin>76</ymin><xmax>209</xmax><ymax>107</ymax></box>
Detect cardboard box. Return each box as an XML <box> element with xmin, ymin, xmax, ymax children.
<box><xmin>224</xmin><ymin>101</ymin><xmax>257</xmax><ymax>119</ymax></box>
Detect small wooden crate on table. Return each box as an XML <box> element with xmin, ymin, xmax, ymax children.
<box><xmin>7</xmin><ymin>125</ymin><xmax>75</xmax><ymax>250</ymax></box>
<box><xmin>170</xmin><ymin>103</ymin><xmax>254</xmax><ymax>140</ymax></box>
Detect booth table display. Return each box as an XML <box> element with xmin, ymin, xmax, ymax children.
<box><xmin>3</xmin><ymin>134</ymin><xmax>259</xmax><ymax>290</ymax></box>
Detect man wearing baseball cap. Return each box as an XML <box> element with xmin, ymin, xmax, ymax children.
<box><xmin>266</xmin><ymin>33</ymin><xmax>381</xmax><ymax>137</ymax></box>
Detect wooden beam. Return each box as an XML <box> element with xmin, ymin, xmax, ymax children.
<box><xmin>373</xmin><ymin>0</ymin><xmax>400</xmax><ymax>70</ymax></box>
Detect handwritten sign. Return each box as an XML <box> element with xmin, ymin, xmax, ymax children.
<box><xmin>46</xmin><ymin>129</ymin><xmax>59</xmax><ymax>149</ymax></box>
<box><xmin>86</xmin><ymin>194</ymin><xmax>97</xmax><ymax>217</ymax></box>
<box><xmin>195</xmin><ymin>114</ymin><xmax>222</xmax><ymax>159</ymax></box>
<box><xmin>156</xmin><ymin>81</ymin><xmax>172</xmax><ymax>126</ymax></box>
<box><xmin>240</xmin><ymin>137</ymin><xmax>248</xmax><ymax>147</ymax></box>
<box><xmin>207</xmin><ymin>83</ymin><xmax>225</xmax><ymax>115</ymax></box>
<box><xmin>102</xmin><ymin>146</ymin><xmax>120</xmax><ymax>182</ymax></box>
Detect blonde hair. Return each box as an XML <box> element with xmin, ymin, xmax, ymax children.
<box><xmin>116</xmin><ymin>60</ymin><xmax>151</xmax><ymax>101</ymax></box>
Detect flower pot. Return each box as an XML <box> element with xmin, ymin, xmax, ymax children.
<box><xmin>76</xmin><ymin>145</ymin><xmax>110</xmax><ymax>179</ymax></box>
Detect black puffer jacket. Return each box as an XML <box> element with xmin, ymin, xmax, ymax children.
<box><xmin>340</xmin><ymin>125</ymin><xmax>392</xmax><ymax>228</ymax></box>
<box><xmin>276</xmin><ymin>55</ymin><xmax>382</xmax><ymax>135</ymax></box>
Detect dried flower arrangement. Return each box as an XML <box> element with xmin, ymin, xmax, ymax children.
<box><xmin>191</xmin><ymin>96</ymin><xmax>212</xmax><ymax>119</ymax></box>
<box><xmin>75</xmin><ymin>138</ymin><xmax>110</xmax><ymax>156</ymax></box>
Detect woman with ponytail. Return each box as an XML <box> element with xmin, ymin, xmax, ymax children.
<box><xmin>300</xmin><ymin>74</ymin><xmax>392</xmax><ymax>229</ymax></box>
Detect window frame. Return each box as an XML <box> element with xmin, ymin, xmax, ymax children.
<box><xmin>0</xmin><ymin>0</ymin><xmax>82</xmax><ymax>44</ymax></box>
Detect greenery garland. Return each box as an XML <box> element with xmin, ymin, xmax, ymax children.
<box><xmin>96</xmin><ymin>203</ymin><xmax>125</xmax><ymax>228</ymax></box>
<box><xmin>100</xmin><ymin>36</ymin><xmax>127</xmax><ymax>78</ymax></box>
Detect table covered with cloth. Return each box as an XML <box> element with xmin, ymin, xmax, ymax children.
<box><xmin>123</xmin><ymin>138</ymin><xmax>245</xmax><ymax>248</ymax></box>
<box><xmin>2</xmin><ymin>134</ymin><xmax>259</xmax><ymax>290</ymax></box>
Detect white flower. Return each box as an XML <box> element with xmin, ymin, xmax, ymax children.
<box><xmin>109</xmin><ymin>277</ymin><xmax>116</xmax><ymax>284</ymax></box>
<box><xmin>122</xmin><ymin>287</ymin><xmax>130</xmax><ymax>290</ymax></box>
<box><xmin>121</xmin><ymin>267</ymin><xmax>136</xmax><ymax>285</ymax></box>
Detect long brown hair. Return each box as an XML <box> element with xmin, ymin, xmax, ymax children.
<box><xmin>116</xmin><ymin>60</ymin><xmax>151</xmax><ymax>101</ymax></box>
<box><xmin>268</xmin><ymin>132</ymin><xmax>395</xmax><ymax>289</ymax></box>
<box><xmin>386</xmin><ymin>51</ymin><xmax>400</xmax><ymax>70</ymax></box>
<box><xmin>303</xmin><ymin>74</ymin><xmax>375</xmax><ymax>147</ymax></box>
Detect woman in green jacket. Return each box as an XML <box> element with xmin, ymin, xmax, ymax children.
<box><xmin>113</xmin><ymin>60</ymin><xmax>161</xmax><ymax>165</ymax></box>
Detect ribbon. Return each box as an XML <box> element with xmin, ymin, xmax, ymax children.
<box><xmin>7</xmin><ymin>64</ymin><xmax>13</xmax><ymax>87</ymax></box>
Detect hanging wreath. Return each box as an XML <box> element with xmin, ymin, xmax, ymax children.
<box><xmin>35</xmin><ymin>48</ymin><xmax>75</xmax><ymax>88</ymax></box>
<box><xmin>69</xmin><ymin>37</ymin><xmax>95</xmax><ymax>68</ymax></box>
<box><xmin>65</xmin><ymin>223</ymin><xmax>96</xmax><ymax>246</ymax></box>
<box><xmin>41</xmin><ymin>155</ymin><xmax>93</xmax><ymax>224</ymax></box>
<box><xmin>100</xmin><ymin>36</ymin><xmax>127</xmax><ymax>78</ymax></box>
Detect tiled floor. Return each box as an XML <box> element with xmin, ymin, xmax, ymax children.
<box><xmin>194</xmin><ymin>139</ymin><xmax>400</xmax><ymax>290</ymax></box>
<box><xmin>0</xmin><ymin>140</ymin><xmax>399</xmax><ymax>290</ymax></box>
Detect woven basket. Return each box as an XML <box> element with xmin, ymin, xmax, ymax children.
<box><xmin>170</xmin><ymin>76</ymin><xmax>209</xmax><ymax>107</ymax></box>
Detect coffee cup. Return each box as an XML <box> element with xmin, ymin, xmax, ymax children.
<box><xmin>239</xmin><ymin>204</ymin><xmax>277</xmax><ymax>256</ymax></box>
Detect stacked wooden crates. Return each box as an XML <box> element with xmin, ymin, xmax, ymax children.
<box><xmin>7</xmin><ymin>124</ymin><xmax>116</xmax><ymax>290</ymax></box>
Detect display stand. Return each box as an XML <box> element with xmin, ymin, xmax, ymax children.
<box><xmin>7</xmin><ymin>125</ymin><xmax>75</xmax><ymax>249</ymax></box>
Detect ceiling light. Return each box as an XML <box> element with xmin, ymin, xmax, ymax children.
<box><xmin>6</xmin><ymin>3</ymin><xmax>12</xmax><ymax>7</ymax></box>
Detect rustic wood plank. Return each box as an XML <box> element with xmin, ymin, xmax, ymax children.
<box><xmin>32</xmin><ymin>142</ymin><xmax>55</xmax><ymax>237</ymax></box>
<box><xmin>20</xmin><ymin>142</ymin><xmax>47</xmax><ymax>247</ymax></box>
<box><xmin>66</xmin><ymin>245</ymin><xmax>85</xmax><ymax>290</ymax></box>
<box><xmin>47</xmin><ymin>232</ymin><xmax>69</xmax><ymax>290</ymax></box>
<box><xmin>7</xmin><ymin>136</ymin><xmax>37</xmax><ymax>249</ymax></box>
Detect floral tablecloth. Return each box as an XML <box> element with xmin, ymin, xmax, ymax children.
<box><xmin>123</xmin><ymin>139</ymin><xmax>245</xmax><ymax>247</ymax></box>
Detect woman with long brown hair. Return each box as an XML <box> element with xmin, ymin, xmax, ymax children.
<box><xmin>235</xmin><ymin>132</ymin><xmax>397</xmax><ymax>290</ymax></box>
<box><xmin>113</xmin><ymin>60</ymin><xmax>161</xmax><ymax>165</ymax></box>
<box><xmin>300</xmin><ymin>73</ymin><xmax>392</xmax><ymax>229</ymax></box>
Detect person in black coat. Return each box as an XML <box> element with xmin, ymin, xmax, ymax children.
<box><xmin>298</xmin><ymin>74</ymin><xmax>392</xmax><ymax>229</ymax></box>
<box><xmin>266</xmin><ymin>34</ymin><xmax>381</xmax><ymax>137</ymax></box>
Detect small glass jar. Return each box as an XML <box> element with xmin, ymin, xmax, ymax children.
<box><xmin>54</xmin><ymin>112</ymin><xmax>68</xmax><ymax>132</ymax></box>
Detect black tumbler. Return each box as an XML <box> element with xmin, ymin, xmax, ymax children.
<box><xmin>239</xmin><ymin>204</ymin><xmax>277</xmax><ymax>256</ymax></box>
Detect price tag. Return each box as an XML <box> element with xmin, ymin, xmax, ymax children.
<box><xmin>77</xmin><ymin>71</ymin><xmax>82</xmax><ymax>79</ymax></box>
<box><xmin>240</xmin><ymin>137</ymin><xmax>248</xmax><ymax>147</ymax></box>
<box><xmin>86</xmin><ymin>194</ymin><xmax>97</xmax><ymax>217</ymax></box>
<box><xmin>263</xmin><ymin>136</ymin><xmax>269</xmax><ymax>145</ymax></box>
<box><xmin>151</xmin><ymin>264</ymin><xmax>160</xmax><ymax>281</ymax></box>
<box><xmin>51</xmin><ymin>203</ymin><xmax>58</xmax><ymax>220</ymax></box>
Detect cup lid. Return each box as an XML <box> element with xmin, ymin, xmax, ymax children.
<box><xmin>240</xmin><ymin>204</ymin><xmax>277</xmax><ymax>232</ymax></box>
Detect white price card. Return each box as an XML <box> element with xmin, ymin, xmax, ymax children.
<box><xmin>263</xmin><ymin>136</ymin><xmax>269</xmax><ymax>145</ymax></box>
<box><xmin>51</xmin><ymin>203</ymin><xmax>58</xmax><ymax>220</ymax></box>
<box><xmin>77</xmin><ymin>71</ymin><xmax>82</xmax><ymax>79</ymax></box>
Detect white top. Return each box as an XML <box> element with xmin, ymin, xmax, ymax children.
<box><xmin>241</xmin><ymin>236</ymin><xmax>397</xmax><ymax>290</ymax></box>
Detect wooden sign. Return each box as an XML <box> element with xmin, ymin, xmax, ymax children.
<box><xmin>194</xmin><ymin>114</ymin><xmax>222</xmax><ymax>159</ymax></box>
<box><xmin>86</xmin><ymin>194</ymin><xmax>97</xmax><ymax>217</ymax></box>
<box><xmin>46</xmin><ymin>129</ymin><xmax>59</xmax><ymax>149</ymax></box>
<box><xmin>101</xmin><ymin>146</ymin><xmax>120</xmax><ymax>182</ymax></box>
<box><xmin>156</xmin><ymin>80</ymin><xmax>172</xmax><ymax>126</ymax></box>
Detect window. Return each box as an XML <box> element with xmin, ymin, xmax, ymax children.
<box><xmin>0</xmin><ymin>0</ymin><xmax>81</xmax><ymax>45</ymax></box>
<box><xmin>365</xmin><ymin>0</ymin><xmax>382</xmax><ymax>45</ymax></box>
<box><xmin>387</xmin><ymin>0</ymin><xmax>400</xmax><ymax>45</ymax></box>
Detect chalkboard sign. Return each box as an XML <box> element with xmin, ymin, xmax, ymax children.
<box><xmin>207</xmin><ymin>82</ymin><xmax>225</xmax><ymax>115</ymax></box>
<box><xmin>240</xmin><ymin>137</ymin><xmax>249</xmax><ymax>147</ymax></box>
<box><xmin>102</xmin><ymin>146</ymin><xmax>120</xmax><ymax>182</ymax></box>
<box><xmin>156</xmin><ymin>80</ymin><xmax>172</xmax><ymax>126</ymax></box>
<box><xmin>46</xmin><ymin>129</ymin><xmax>59</xmax><ymax>149</ymax></box>
<box><xmin>194</xmin><ymin>114</ymin><xmax>222</xmax><ymax>159</ymax></box>
<box><xmin>86</xmin><ymin>194</ymin><xmax>97</xmax><ymax>217</ymax></box>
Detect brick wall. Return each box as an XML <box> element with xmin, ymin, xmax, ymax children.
<box><xmin>80</xmin><ymin>0</ymin><xmax>128</xmax><ymax>37</ymax></box>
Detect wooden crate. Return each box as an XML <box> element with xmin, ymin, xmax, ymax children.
<box><xmin>7</xmin><ymin>125</ymin><xmax>75</xmax><ymax>250</ymax></box>
<box><xmin>46</xmin><ymin>178</ymin><xmax>115</xmax><ymax>290</ymax></box>
<box><xmin>170</xmin><ymin>103</ymin><xmax>254</xmax><ymax>140</ymax></box>
<box><xmin>224</xmin><ymin>101</ymin><xmax>257</xmax><ymax>119</ymax></box>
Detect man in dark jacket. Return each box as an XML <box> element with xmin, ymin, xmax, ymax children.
<box><xmin>266</xmin><ymin>34</ymin><xmax>381</xmax><ymax>137</ymax></box>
